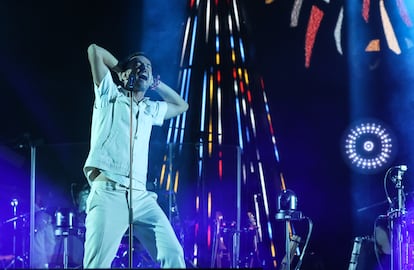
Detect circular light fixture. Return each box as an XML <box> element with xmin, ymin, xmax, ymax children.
<box><xmin>342</xmin><ymin>119</ymin><xmax>396</xmax><ymax>174</ymax></box>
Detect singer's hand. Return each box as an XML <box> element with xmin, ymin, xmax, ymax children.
<box><xmin>111</xmin><ymin>62</ymin><xmax>124</xmax><ymax>73</ymax></box>
<box><xmin>150</xmin><ymin>74</ymin><xmax>160</xmax><ymax>90</ymax></box>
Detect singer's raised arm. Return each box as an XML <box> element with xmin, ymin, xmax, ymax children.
<box><xmin>152</xmin><ymin>81</ymin><xmax>189</xmax><ymax>119</ymax></box>
<box><xmin>87</xmin><ymin>44</ymin><xmax>120</xmax><ymax>87</ymax></box>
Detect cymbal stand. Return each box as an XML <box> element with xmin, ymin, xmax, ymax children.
<box><xmin>55</xmin><ymin>223</ymin><xmax>71</xmax><ymax>268</ymax></box>
<box><xmin>5</xmin><ymin>199</ymin><xmax>25</xmax><ymax>269</ymax></box>
<box><xmin>64</xmin><ymin>233</ymin><xmax>70</xmax><ymax>268</ymax></box>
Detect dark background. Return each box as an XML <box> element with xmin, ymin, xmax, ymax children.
<box><xmin>1</xmin><ymin>1</ymin><xmax>414</xmax><ymax>269</ymax></box>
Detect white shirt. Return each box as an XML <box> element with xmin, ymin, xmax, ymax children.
<box><xmin>83</xmin><ymin>70</ymin><xmax>167</xmax><ymax>190</ymax></box>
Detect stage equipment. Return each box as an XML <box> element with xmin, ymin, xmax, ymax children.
<box><xmin>17</xmin><ymin>134</ymin><xmax>38</xmax><ymax>269</ymax></box>
<box><xmin>54</xmin><ymin>208</ymin><xmax>75</xmax><ymax>269</ymax></box>
<box><xmin>384</xmin><ymin>165</ymin><xmax>410</xmax><ymax>270</ymax></box>
<box><xmin>210</xmin><ymin>211</ymin><xmax>261</xmax><ymax>268</ymax></box>
<box><xmin>275</xmin><ymin>189</ymin><xmax>313</xmax><ymax>270</ymax></box>
<box><xmin>126</xmin><ymin>77</ymin><xmax>137</xmax><ymax>268</ymax></box>
<box><xmin>342</xmin><ymin>120</ymin><xmax>395</xmax><ymax>174</ymax></box>
<box><xmin>348</xmin><ymin>235</ymin><xmax>378</xmax><ymax>270</ymax></box>
<box><xmin>3</xmin><ymin>199</ymin><xmax>28</xmax><ymax>269</ymax></box>
<box><xmin>111</xmin><ymin>232</ymin><xmax>159</xmax><ymax>268</ymax></box>
<box><xmin>211</xmin><ymin>212</ymin><xmax>230</xmax><ymax>268</ymax></box>
<box><xmin>210</xmin><ymin>211</ymin><xmax>262</xmax><ymax>268</ymax></box>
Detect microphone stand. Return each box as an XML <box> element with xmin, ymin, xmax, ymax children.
<box><xmin>389</xmin><ymin>168</ymin><xmax>407</xmax><ymax>270</ymax></box>
<box><xmin>124</xmin><ymin>66</ymin><xmax>139</xmax><ymax>269</ymax></box>
<box><xmin>128</xmin><ymin>88</ymin><xmax>134</xmax><ymax>269</ymax></box>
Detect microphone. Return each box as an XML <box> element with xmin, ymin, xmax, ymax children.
<box><xmin>395</xmin><ymin>165</ymin><xmax>408</xmax><ymax>171</ymax></box>
<box><xmin>126</xmin><ymin>69</ymin><xmax>137</xmax><ymax>91</ymax></box>
<box><xmin>391</xmin><ymin>165</ymin><xmax>408</xmax><ymax>183</ymax></box>
<box><xmin>126</xmin><ymin>62</ymin><xmax>145</xmax><ymax>92</ymax></box>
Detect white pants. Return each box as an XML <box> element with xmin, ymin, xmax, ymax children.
<box><xmin>83</xmin><ymin>180</ymin><xmax>186</xmax><ymax>268</ymax></box>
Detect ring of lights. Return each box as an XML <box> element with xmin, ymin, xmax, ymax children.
<box><xmin>342</xmin><ymin>120</ymin><xmax>396</xmax><ymax>174</ymax></box>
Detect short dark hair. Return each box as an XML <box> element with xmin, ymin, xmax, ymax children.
<box><xmin>122</xmin><ymin>52</ymin><xmax>148</xmax><ymax>70</ymax></box>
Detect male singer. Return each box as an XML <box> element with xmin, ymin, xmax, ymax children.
<box><xmin>82</xmin><ymin>44</ymin><xmax>188</xmax><ymax>268</ymax></box>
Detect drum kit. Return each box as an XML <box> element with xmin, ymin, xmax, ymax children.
<box><xmin>0</xmin><ymin>184</ymin><xmax>90</xmax><ymax>269</ymax></box>
<box><xmin>0</xmin><ymin>200</ymin><xmax>85</xmax><ymax>269</ymax></box>
<box><xmin>1</xmin><ymin>185</ymin><xmax>262</xmax><ymax>269</ymax></box>
<box><xmin>0</xmin><ymin>186</ymin><xmax>189</xmax><ymax>269</ymax></box>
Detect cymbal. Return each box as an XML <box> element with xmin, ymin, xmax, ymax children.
<box><xmin>2</xmin><ymin>207</ymin><xmax>46</xmax><ymax>224</ymax></box>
